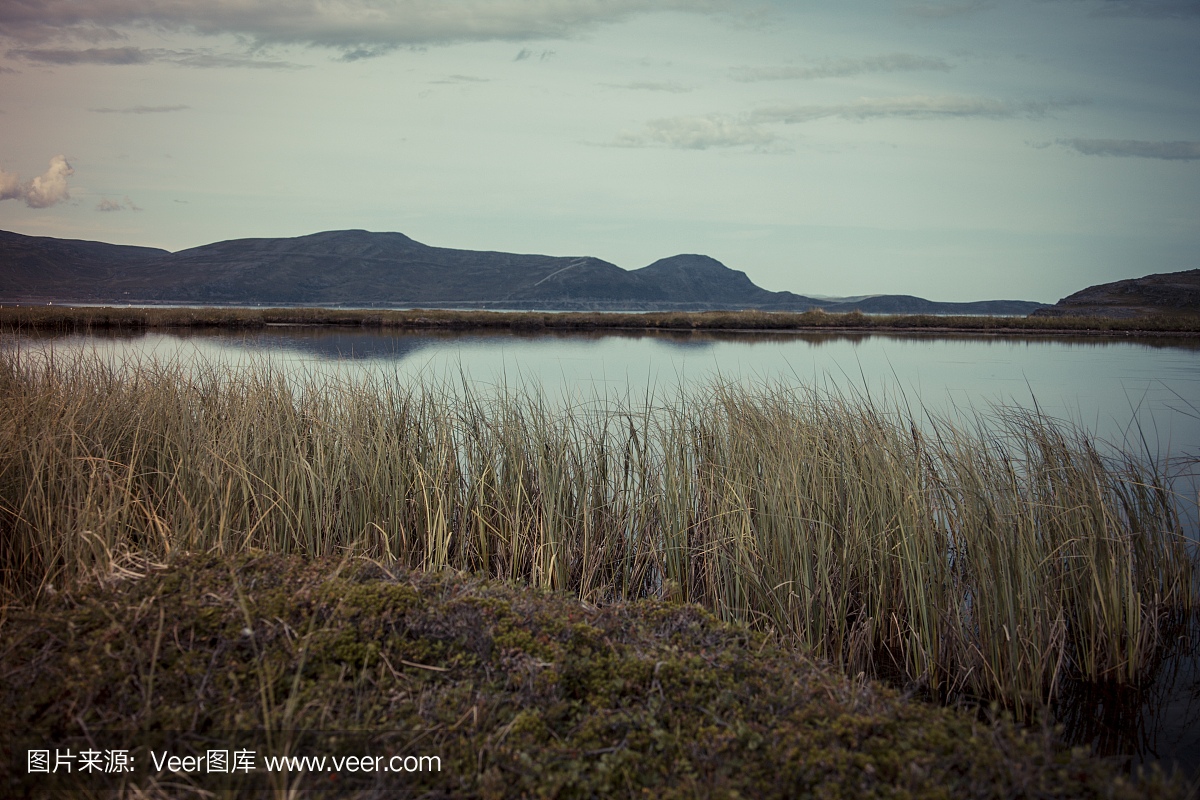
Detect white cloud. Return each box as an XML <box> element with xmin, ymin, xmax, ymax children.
<box><xmin>0</xmin><ymin>155</ymin><xmax>73</xmax><ymax>208</ymax></box>
<box><xmin>1059</xmin><ymin>138</ymin><xmax>1200</xmax><ymax>160</ymax></box>
<box><xmin>731</xmin><ymin>54</ymin><xmax>952</xmax><ymax>82</ymax></box>
<box><xmin>0</xmin><ymin>1</ymin><xmax>735</xmax><ymax>54</ymax></box>
<box><xmin>610</xmin><ymin>114</ymin><xmax>779</xmax><ymax>150</ymax></box>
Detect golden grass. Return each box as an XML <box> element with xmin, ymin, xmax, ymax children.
<box><xmin>1</xmin><ymin>350</ymin><xmax>1194</xmax><ymax>720</ymax></box>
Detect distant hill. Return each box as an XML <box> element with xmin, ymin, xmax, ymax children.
<box><xmin>0</xmin><ymin>228</ymin><xmax>1046</xmax><ymax>315</ymax></box>
<box><xmin>1032</xmin><ymin>269</ymin><xmax>1200</xmax><ymax>318</ymax></box>
<box><xmin>0</xmin><ymin>230</ymin><xmax>168</xmax><ymax>297</ymax></box>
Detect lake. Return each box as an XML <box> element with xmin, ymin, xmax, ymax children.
<box><xmin>5</xmin><ymin>325</ymin><xmax>1199</xmax><ymax>776</ymax></box>
<box><xmin>10</xmin><ymin>326</ymin><xmax>1200</xmax><ymax>460</ymax></box>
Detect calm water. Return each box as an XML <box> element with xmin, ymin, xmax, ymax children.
<box><xmin>6</xmin><ymin>327</ymin><xmax>1200</xmax><ymax>776</ymax></box>
<box><xmin>12</xmin><ymin>327</ymin><xmax>1200</xmax><ymax>461</ymax></box>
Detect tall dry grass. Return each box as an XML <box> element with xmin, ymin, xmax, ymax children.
<box><xmin>0</xmin><ymin>350</ymin><xmax>1194</xmax><ymax>717</ymax></box>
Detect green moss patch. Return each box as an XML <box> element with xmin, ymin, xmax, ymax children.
<box><xmin>1</xmin><ymin>553</ymin><xmax>1185</xmax><ymax>798</ymax></box>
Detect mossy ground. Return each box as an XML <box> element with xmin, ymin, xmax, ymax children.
<box><xmin>1</xmin><ymin>553</ymin><xmax>1189</xmax><ymax>798</ymax></box>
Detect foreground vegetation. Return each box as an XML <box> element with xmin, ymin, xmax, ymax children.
<box><xmin>2</xmin><ymin>351</ymin><xmax>1195</xmax><ymax>728</ymax></box>
<box><xmin>3</xmin><ymin>303</ymin><xmax>1200</xmax><ymax>334</ymax></box>
<box><xmin>2</xmin><ymin>552</ymin><xmax>1188</xmax><ymax>798</ymax></box>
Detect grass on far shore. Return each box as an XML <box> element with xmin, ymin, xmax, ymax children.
<box><xmin>3</xmin><ymin>303</ymin><xmax>1200</xmax><ymax>334</ymax></box>
<box><xmin>1</xmin><ymin>551</ymin><xmax>1191</xmax><ymax>799</ymax></box>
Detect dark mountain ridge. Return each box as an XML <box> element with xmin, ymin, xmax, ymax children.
<box><xmin>0</xmin><ymin>228</ymin><xmax>1046</xmax><ymax>314</ymax></box>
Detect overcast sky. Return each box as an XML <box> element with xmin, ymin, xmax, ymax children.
<box><xmin>1</xmin><ymin>0</ymin><xmax>1197</xmax><ymax>302</ymax></box>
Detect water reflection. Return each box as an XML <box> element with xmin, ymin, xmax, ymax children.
<box><xmin>228</xmin><ymin>329</ymin><xmax>443</xmax><ymax>360</ymax></box>
<box><xmin>1056</xmin><ymin>626</ymin><xmax>1200</xmax><ymax>776</ymax></box>
<box><xmin>5</xmin><ymin>328</ymin><xmax>1197</xmax><ymax>461</ymax></box>
<box><xmin>12</xmin><ymin>325</ymin><xmax>1200</xmax><ymax>352</ymax></box>
<box><xmin>11</xmin><ymin>327</ymin><xmax>1198</xmax><ymax>460</ymax></box>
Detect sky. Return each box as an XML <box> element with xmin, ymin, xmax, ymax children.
<box><xmin>1</xmin><ymin>1</ymin><xmax>1198</xmax><ymax>303</ymax></box>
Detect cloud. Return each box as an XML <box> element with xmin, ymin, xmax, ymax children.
<box><xmin>448</xmin><ymin>74</ymin><xmax>487</xmax><ymax>82</ymax></box>
<box><xmin>0</xmin><ymin>1</ymin><xmax>734</xmax><ymax>54</ymax></box>
<box><xmin>428</xmin><ymin>74</ymin><xmax>489</xmax><ymax>84</ymax></box>
<box><xmin>96</xmin><ymin>195</ymin><xmax>142</xmax><ymax>212</ymax></box>
<box><xmin>338</xmin><ymin>45</ymin><xmax>401</xmax><ymax>62</ymax></box>
<box><xmin>8</xmin><ymin>46</ymin><xmax>302</xmax><ymax>69</ymax></box>
<box><xmin>89</xmin><ymin>104</ymin><xmax>189</xmax><ymax>113</ymax></box>
<box><xmin>610</xmin><ymin>114</ymin><xmax>779</xmax><ymax>150</ymax></box>
<box><xmin>0</xmin><ymin>169</ymin><xmax>21</xmax><ymax>201</ymax></box>
<box><xmin>22</xmin><ymin>156</ymin><xmax>74</xmax><ymax>208</ymax></box>
<box><xmin>11</xmin><ymin>47</ymin><xmax>151</xmax><ymax>65</ymax></box>
<box><xmin>601</xmin><ymin>81</ymin><xmax>692</xmax><ymax>92</ymax></box>
<box><xmin>750</xmin><ymin>95</ymin><xmax>1082</xmax><ymax>124</ymax></box>
<box><xmin>169</xmin><ymin>51</ymin><xmax>304</xmax><ymax>68</ymax></box>
<box><xmin>899</xmin><ymin>1</ymin><xmax>995</xmax><ymax>18</ymax></box>
<box><xmin>514</xmin><ymin>48</ymin><xmax>556</xmax><ymax>61</ymax></box>
<box><xmin>609</xmin><ymin>94</ymin><xmax>1081</xmax><ymax>152</ymax></box>
<box><xmin>0</xmin><ymin>155</ymin><xmax>73</xmax><ymax>208</ymax></box>
<box><xmin>1058</xmin><ymin>138</ymin><xmax>1200</xmax><ymax>160</ymax></box>
<box><xmin>731</xmin><ymin>54</ymin><xmax>952</xmax><ymax>82</ymax></box>
<box><xmin>1085</xmin><ymin>0</ymin><xmax>1200</xmax><ymax>18</ymax></box>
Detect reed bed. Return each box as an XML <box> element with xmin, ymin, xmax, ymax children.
<box><xmin>3</xmin><ymin>304</ymin><xmax>1200</xmax><ymax>334</ymax></box>
<box><xmin>1</xmin><ymin>350</ymin><xmax>1194</xmax><ymax>718</ymax></box>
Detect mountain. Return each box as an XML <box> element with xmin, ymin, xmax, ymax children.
<box><xmin>0</xmin><ymin>229</ymin><xmax>168</xmax><ymax>298</ymax></box>
<box><xmin>1032</xmin><ymin>269</ymin><xmax>1200</xmax><ymax>318</ymax></box>
<box><xmin>818</xmin><ymin>295</ymin><xmax>1049</xmax><ymax>316</ymax></box>
<box><xmin>0</xmin><ymin>228</ymin><xmax>1046</xmax><ymax>314</ymax></box>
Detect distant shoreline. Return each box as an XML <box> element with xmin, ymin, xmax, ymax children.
<box><xmin>3</xmin><ymin>304</ymin><xmax>1199</xmax><ymax>336</ymax></box>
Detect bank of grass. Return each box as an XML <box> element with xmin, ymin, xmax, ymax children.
<box><xmin>3</xmin><ymin>304</ymin><xmax>1200</xmax><ymax>334</ymax></box>
<box><xmin>1</xmin><ymin>552</ymin><xmax>1190</xmax><ymax>798</ymax></box>
<box><xmin>0</xmin><ymin>351</ymin><xmax>1195</xmax><ymax>726</ymax></box>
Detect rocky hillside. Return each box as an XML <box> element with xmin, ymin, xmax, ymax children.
<box><xmin>1033</xmin><ymin>268</ymin><xmax>1200</xmax><ymax>318</ymax></box>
